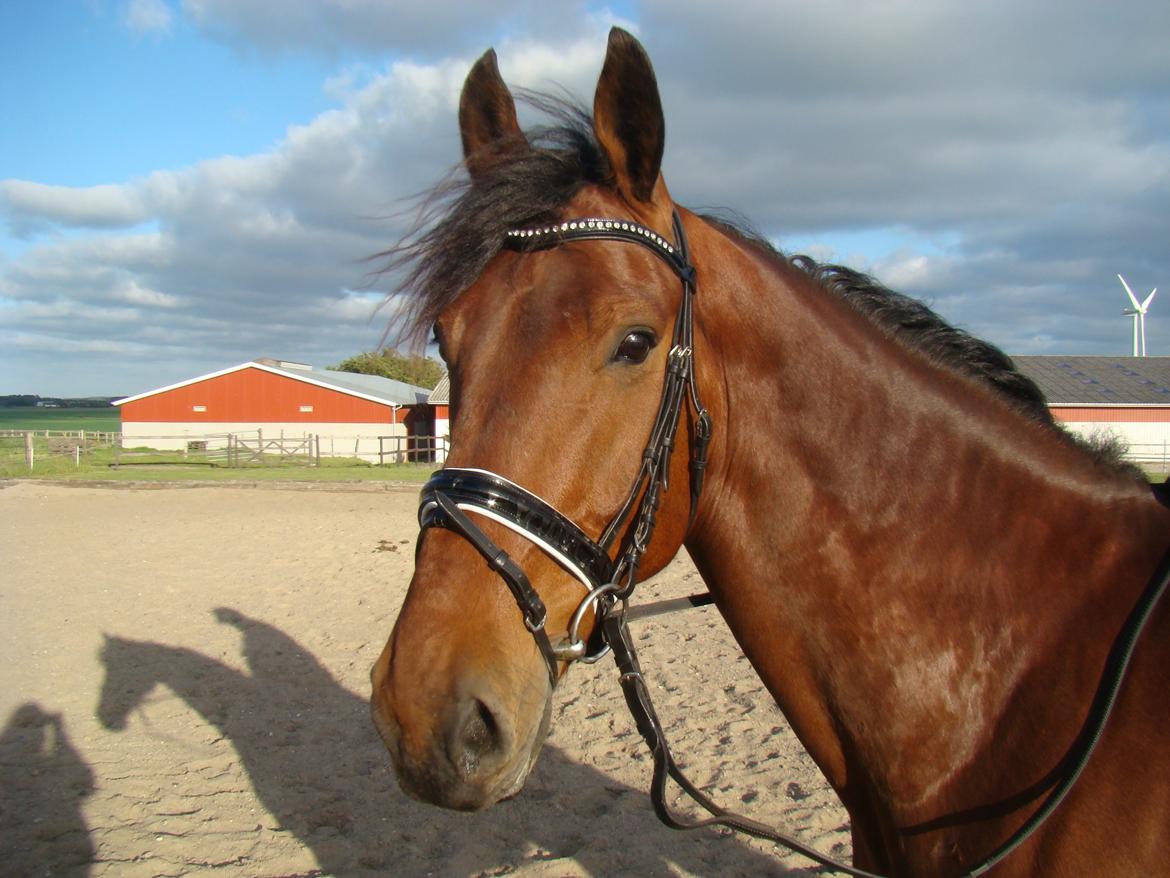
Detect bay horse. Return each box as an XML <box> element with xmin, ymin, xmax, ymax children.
<box><xmin>371</xmin><ymin>28</ymin><xmax>1170</xmax><ymax>876</ymax></box>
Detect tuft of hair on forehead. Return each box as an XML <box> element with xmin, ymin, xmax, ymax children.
<box><xmin>373</xmin><ymin>94</ymin><xmax>612</xmax><ymax>345</ymax></box>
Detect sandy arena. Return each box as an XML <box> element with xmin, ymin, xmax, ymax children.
<box><xmin>0</xmin><ymin>480</ymin><xmax>849</xmax><ymax>877</ymax></box>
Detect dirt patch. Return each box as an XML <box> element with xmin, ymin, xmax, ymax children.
<box><xmin>0</xmin><ymin>481</ymin><xmax>847</xmax><ymax>876</ymax></box>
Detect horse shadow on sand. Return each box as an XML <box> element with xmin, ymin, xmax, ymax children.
<box><xmin>0</xmin><ymin>702</ymin><xmax>95</xmax><ymax>877</ymax></box>
<box><xmin>97</xmin><ymin>608</ymin><xmax>812</xmax><ymax>877</ymax></box>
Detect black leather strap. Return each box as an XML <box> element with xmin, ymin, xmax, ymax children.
<box><xmin>425</xmin><ymin>492</ymin><xmax>560</xmax><ymax>688</ymax></box>
<box><xmin>602</xmin><ymin>610</ymin><xmax>885</xmax><ymax>878</ymax></box>
<box><xmin>421</xmin><ymin>469</ymin><xmax>615</xmax><ymax>589</ymax></box>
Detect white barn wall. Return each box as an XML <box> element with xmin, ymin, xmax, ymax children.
<box><xmin>434</xmin><ymin>415</ymin><xmax>450</xmax><ymax>463</ymax></box>
<box><xmin>1058</xmin><ymin>420</ymin><xmax>1170</xmax><ymax>464</ymax></box>
<box><xmin>121</xmin><ymin>421</ymin><xmax>409</xmax><ymax>462</ymax></box>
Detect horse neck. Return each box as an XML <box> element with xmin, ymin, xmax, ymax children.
<box><xmin>117</xmin><ymin>640</ymin><xmax>250</xmax><ymax>727</ymax></box>
<box><xmin>681</xmin><ymin>218</ymin><xmax>1170</xmax><ymax>826</ymax></box>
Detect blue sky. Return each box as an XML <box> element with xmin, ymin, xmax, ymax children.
<box><xmin>2</xmin><ymin>0</ymin><xmax>1168</xmax><ymax>395</ymax></box>
<box><xmin>2</xmin><ymin>4</ymin><xmax>336</xmax><ymax>186</ymax></box>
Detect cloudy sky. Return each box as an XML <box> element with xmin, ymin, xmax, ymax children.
<box><xmin>2</xmin><ymin>0</ymin><xmax>1168</xmax><ymax>396</ymax></box>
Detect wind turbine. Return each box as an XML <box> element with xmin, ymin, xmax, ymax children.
<box><xmin>1119</xmin><ymin>274</ymin><xmax>1157</xmax><ymax>357</ymax></box>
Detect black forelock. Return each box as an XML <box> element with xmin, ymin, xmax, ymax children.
<box><xmin>375</xmin><ymin>94</ymin><xmax>610</xmax><ymax>343</ymax></box>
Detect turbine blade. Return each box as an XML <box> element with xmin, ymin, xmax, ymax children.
<box><xmin>1119</xmin><ymin>274</ymin><xmax>1143</xmax><ymax>309</ymax></box>
<box><xmin>1142</xmin><ymin>288</ymin><xmax>1157</xmax><ymax>310</ymax></box>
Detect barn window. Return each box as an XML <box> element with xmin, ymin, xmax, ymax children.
<box><xmin>299</xmin><ymin>404</ymin><xmax>314</xmax><ymax>413</ymax></box>
<box><xmin>192</xmin><ymin>405</ymin><xmax>207</xmax><ymax>412</ymax></box>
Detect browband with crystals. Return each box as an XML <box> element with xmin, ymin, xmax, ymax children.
<box><xmin>505</xmin><ymin>217</ymin><xmax>691</xmax><ymax>281</ymax></box>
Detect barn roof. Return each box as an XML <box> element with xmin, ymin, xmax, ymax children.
<box><xmin>304</xmin><ymin>367</ymin><xmax>431</xmax><ymax>405</ymax></box>
<box><xmin>428</xmin><ymin>374</ymin><xmax>450</xmax><ymax>405</ymax></box>
<box><xmin>114</xmin><ymin>361</ymin><xmax>431</xmax><ymax>408</ymax></box>
<box><xmin>1012</xmin><ymin>356</ymin><xmax>1170</xmax><ymax>406</ymax></box>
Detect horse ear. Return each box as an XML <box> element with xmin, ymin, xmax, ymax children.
<box><xmin>593</xmin><ymin>28</ymin><xmax>667</xmax><ymax>206</ymax></box>
<box><xmin>459</xmin><ymin>49</ymin><xmax>527</xmax><ymax>180</ymax></box>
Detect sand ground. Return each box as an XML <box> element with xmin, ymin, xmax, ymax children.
<box><xmin>0</xmin><ymin>480</ymin><xmax>849</xmax><ymax>877</ymax></box>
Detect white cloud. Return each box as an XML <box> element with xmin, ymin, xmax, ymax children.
<box><xmin>179</xmin><ymin>0</ymin><xmax>582</xmax><ymax>56</ymax></box>
<box><xmin>123</xmin><ymin>0</ymin><xmax>174</xmax><ymax>36</ymax></box>
<box><xmin>0</xmin><ymin>181</ymin><xmax>151</xmax><ymax>234</ymax></box>
<box><xmin>319</xmin><ymin>291</ymin><xmax>389</xmax><ymax>323</ymax></box>
<box><xmin>0</xmin><ymin>50</ymin><xmax>485</xmax><ymax>392</ymax></box>
<box><xmin>116</xmin><ymin>279</ymin><xmax>185</xmax><ymax>308</ymax></box>
<box><xmin>871</xmin><ymin>253</ymin><xmax>946</xmax><ymax>292</ymax></box>
<box><xmin>2</xmin><ymin>328</ymin><xmax>159</xmax><ymax>355</ymax></box>
<box><xmin>3</xmin><ymin>1</ymin><xmax>1170</xmax><ymax>394</ymax></box>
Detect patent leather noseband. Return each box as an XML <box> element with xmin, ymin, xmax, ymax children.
<box><xmin>417</xmin><ymin>209</ymin><xmax>711</xmax><ymax>688</ymax></box>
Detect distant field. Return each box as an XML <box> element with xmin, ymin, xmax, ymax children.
<box><xmin>0</xmin><ymin>407</ymin><xmax>121</xmax><ymax>432</ymax></box>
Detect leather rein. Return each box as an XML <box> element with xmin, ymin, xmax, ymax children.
<box><xmin>414</xmin><ymin>209</ymin><xmax>1170</xmax><ymax>877</ymax></box>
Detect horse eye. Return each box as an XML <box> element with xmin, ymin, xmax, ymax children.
<box><xmin>613</xmin><ymin>330</ymin><xmax>656</xmax><ymax>364</ymax></box>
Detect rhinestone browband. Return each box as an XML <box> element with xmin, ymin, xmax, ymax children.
<box><xmin>505</xmin><ymin>218</ymin><xmax>677</xmax><ymax>256</ymax></box>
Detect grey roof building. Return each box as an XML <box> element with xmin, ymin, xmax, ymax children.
<box><xmin>1012</xmin><ymin>356</ymin><xmax>1170</xmax><ymax>406</ymax></box>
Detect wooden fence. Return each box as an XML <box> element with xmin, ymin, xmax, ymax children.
<box><xmin>1125</xmin><ymin>442</ymin><xmax>1170</xmax><ymax>473</ymax></box>
<box><xmin>0</xmin><ymin>429</ymin><xmax>119</xmax><ymax>446</ymax></box>
<box><xmin>377</xmin><ymin>434</ymin><xmax>448</xmax><ymax>465</ymax></box>
<box><xmin>110</xmin><ymin>430</ymin><xmax>323</xmax><ymax>469</ymax></box>
<box><xmin>225</xmin><ymin>432</ymin><xmax>320</xmax><ymax>467</ymax></box>
<box><xmin>2</xmin><ymin>430</ymin><xmax>120</xmax><ymax>470</ymax></box>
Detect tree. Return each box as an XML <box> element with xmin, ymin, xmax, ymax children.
<box><xmin>0</xmin><ymin>395</ymin><xmax>40</xmax><ymax>408</ymax></box>
<box><xmin>331</xmin><ymin>349</ymin><xmax>444</xmax><ymax>389</ymax></box>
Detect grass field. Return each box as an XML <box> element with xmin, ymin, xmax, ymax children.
<box><xmin>0</xmin><ymin>432</ymin><xmax>434</xmax><ymax>483</ymax></box>
<box><xmin>0</xmin><ymin>408</ymin><xmax>437</xmax><ymax>483</ymax></box>
<box><xmin>0</xmin><ymin>407</ymin><xmax>120</xmax><ymax>432</ymax></box>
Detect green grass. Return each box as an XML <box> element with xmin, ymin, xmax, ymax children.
<box><xmin>0</xmin><ymin>406</ymin><xmax>120</xmax><ymax>432</ymax></box>
<box><xmin>0</xmin><ymin>437</ymin><xmax>434</xmax><ymax>483</ymax></box>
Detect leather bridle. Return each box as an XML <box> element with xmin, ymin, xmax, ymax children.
<box><xmin>412</xmin><ymin>207</ymin><xmax>1170</xmax><ymax>877</ymax></box>
<box><xmin>418</xmin><ymin>209</ymin><xmax>711</xmax><ymax>688</ymax></box>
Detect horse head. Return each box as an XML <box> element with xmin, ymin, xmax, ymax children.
<box><xmin>370</xmin><ymin>29</ymin><xmax>708</xmax><ymax>811</ymax></box>
<box><xmin>96</xmin><ymin>634</ymin><xmax>158</xmax><ymax>731</ymax></box>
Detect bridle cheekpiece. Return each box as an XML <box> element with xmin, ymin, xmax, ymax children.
<box><xmin>417</xmin><ymin>208</ymin><xmax>711</xmax><ymax>687</ymax></box>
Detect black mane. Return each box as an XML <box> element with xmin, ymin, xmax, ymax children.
<box><xmin>381</xmin><ymin>96</ymin><xmax>1135</xmax><ymax>473</ymax></box>
<box><xmin>698</xmin><ymin>216</ymin><xmax>1053</xmax><ymax>424</ymax></box>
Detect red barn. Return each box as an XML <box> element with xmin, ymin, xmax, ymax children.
<box><xmin>114</xmin><ymin>359</ymin><xmax>432</xmax><ymax>461</ymax></box>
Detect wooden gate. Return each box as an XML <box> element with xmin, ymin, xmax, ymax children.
<box><xmin>226</xmin><ymin>433</ymin><xmax>319</xmax><ymax>467</ymax></box>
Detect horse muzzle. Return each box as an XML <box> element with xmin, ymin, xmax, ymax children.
<box><xmin>371</xmin><ymin>623</ymin><xmax>553</xmax><ymax>811</ymax></box>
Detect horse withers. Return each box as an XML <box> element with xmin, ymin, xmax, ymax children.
<box><xmin>371</xmin><ymin>28</ymin><xmax>1170</xmax><ymax>876</ymax></box>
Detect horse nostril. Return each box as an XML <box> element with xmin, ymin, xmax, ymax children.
<box><xmin>465</xmin><ymin>699</ymin><xmax>497</xmax><ymax>750</ymax></box>
<box><xmin>448</xmin><ymin>696</ymin><xmax>506</xmax><ymax>778</ymax></box>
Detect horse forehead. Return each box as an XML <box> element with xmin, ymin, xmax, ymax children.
<box><xmin>439</xmin><ymin>183</ymin><xmax>672</xmax><ymax>329</ymax></box>
<box><xmin>443</xmin><ymin>245</ymin><xmax>648</xmax><ymax>358</ymax></box>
